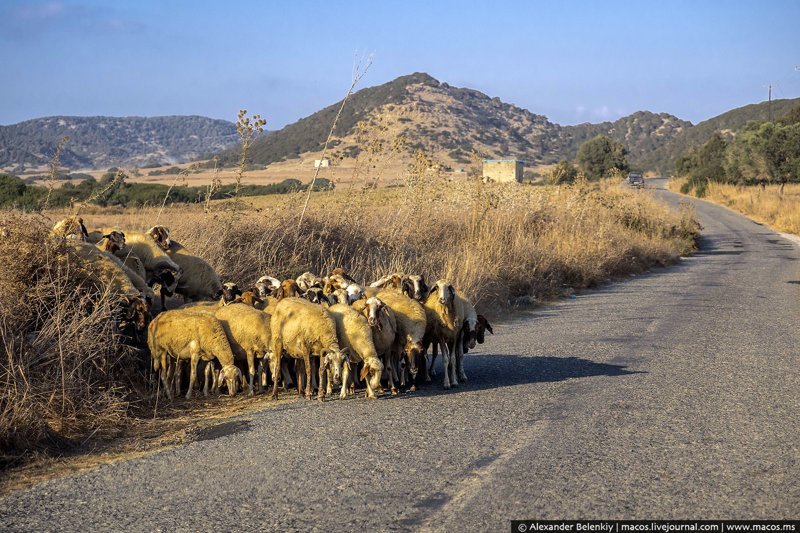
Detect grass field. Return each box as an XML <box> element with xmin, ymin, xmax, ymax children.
<box><xmin>0</xmin><ymin>178</ymin><xmax>699</xmax><ymax>465</ymax></box>
<box><xmin>669</xmin><ymin>178</ymin><xmax>800</xmax><ymax>236</ymax></box>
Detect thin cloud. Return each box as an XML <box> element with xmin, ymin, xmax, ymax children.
<box><xmin>1</xmin><ymin>1</ymin><xmax>144</xmax><ymax>39</ymax></box>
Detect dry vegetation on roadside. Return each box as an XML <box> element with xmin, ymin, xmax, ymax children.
<box><xmin>669</xmin><ymin>178</ymin><xmax>800</xmax><ymax>236</ymax></box>
<box><xmin>0</xmin><ymin>177</ymin><xmax>699</xmax><ymax>466</ymax></box>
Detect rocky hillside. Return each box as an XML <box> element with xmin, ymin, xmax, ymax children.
<box><xmin>0</xmin><ymin>115</ymin><xmax>238</xmax><ymax>171</ymax></box>
<box><xmin>219</xmin><ymin>72</ymin><xmax>690</xmax><ymax>169</ymax></box>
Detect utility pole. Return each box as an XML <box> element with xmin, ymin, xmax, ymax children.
<box><xmin>768</xmin><ymin>84</ymin><xmax>772</xmax><ymax>122</ymax></box>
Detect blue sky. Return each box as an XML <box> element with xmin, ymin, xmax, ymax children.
<box><xmin>1</xmin><ymin>0</ymin><xmax>798</xmax><ymax>128</ymax></box>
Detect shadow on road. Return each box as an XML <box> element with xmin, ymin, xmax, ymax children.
<box><xmin>418</xmin><ymin>353</ymin><xmax>644</xmax><ymax>396</ymax></box>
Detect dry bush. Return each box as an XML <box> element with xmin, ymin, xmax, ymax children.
<box><xmin>0</xmin><ymin>215</ymin><xmax>142</xmax><ymax>463</ymax></box>
<box><xmin>167</xmin><ymin>179</ymin><xmax>698</xmax><ymax>309</ymax></box>
<box><xmin>690</xmin><ymin>181</ymin><xmax>800</xmax><ymax>236</ymax></box>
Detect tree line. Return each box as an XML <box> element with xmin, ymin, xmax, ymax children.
<box><xmin>675</xmin><ymin>106</ymin><xmax>800</xmax><ymax>196</ymax></box>
<box><xmin>0</xmin><ymin>172</ymin><xmax>333</xmax><ymax>210</ymax></box>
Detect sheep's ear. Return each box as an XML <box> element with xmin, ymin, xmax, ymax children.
<box><xmin>479</xmin><ymin>315</ymin><xmax>493</xmax><ymax>334</ymax></box>
<box><xmin>448</xmin><ymin>285</ymin><xmax>455</xmax><ymax>301</ymax></box>
<box><xmin>102</xmin><ymin>233</ymin><xmax>112</xmax><ymax>239</ymax></box>
<box><xmin>359</xmin><ymin>364</ymin><xmax>370</xmax><ymax>381</ymax></box>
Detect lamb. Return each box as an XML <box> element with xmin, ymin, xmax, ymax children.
<box><xmin>352</xmin><ymin>296</ymin><xmax>400</xmax><ymax>394</ymax></box>
<box><xmin>124</xmin><ymin>232</ymin><xmax>182</xmax><ymax>310</ymax></box>
<box><xmin>269</xmin><ymin>297</ymin><xmax>347</xmax><ymax>401</ymax></box>
<box><xmin>147</xmin><ymin>225</ymin><xmax>223</xmax><ymax>303</ymax></box>
<box><xmin>423</xmin><ymin>279</ymin><xmax>464</xmax><ymax>389</ymax></box>
<box><xmin>147</xmin><ymin>309</ymin><xmax>242</xmax><ymax>400</ymax></box>
<box><xmin>326</xmin><ymin>303</ymin><xmax>384</xmax><ymax>399</ymax></box>
<box><xmin>374</xmin><ymin>288</ymin><xmax>427</xmax><ymax>391</ymax></box>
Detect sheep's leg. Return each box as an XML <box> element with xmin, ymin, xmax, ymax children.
<box><xmin>340</xmin><ymin>363</ymin><xmax>350</xmax><ymax>399</ymax></box>
<box><xmin>326</xmin><ymin>367</ymin><xmax>333</xmax><ymax>398</ymax></box>
<box><xmin>270</xmin><ymin>338</ymin><xmax>283</xmax><ymax>400</ymax></box>
<box><xmin>384</xmin><ymin>355</ymin><xmax>398</xmax><ymax>395</ymax></box>
<box><xmin>441</xmin><ymin>342</ymin><xmax>451</xmax><ymax>389</ymax></box>
<box><xmin>160</xmin><ymin>357</ymin><xmax>173</xmax><ymax>401</ymax></box>
<box><xmin>304</xmin><ymin>355</ymin><xmax>313</xmax><ymax>400</ymax></box>
<box><xmin>203</xmin><ymin>362</ymin><xmax>213</xmax><ymax>397</ymax></box>
<box><xmin>174</xmin><ymin>358</ymin><xmax>183</xmax><ymax>397</ymax></box>
<box><xmin>246</xmin><ymin>351</ymin><xmax>256</xmax><ymax>396</ymax></box>
<box><xmin>295</xmin><ymin>359</ymin><xmax>305</xmax><ymax>395</ymax></box>
<box><xmin>317</xmin><ymin>358</ymin><xmax>327</xmax><ymax>402</ymax></box>
<box><xmin>281</xmin><ymin>361</ymin><xmax>293</xmax><ymax>390</ymax></box>
<box><xmin>186</xmin><ymin>354</ymin><xmax>199</xmax><ymax>400</ymax></box>
<box><xmin>456</xmin><ymin>332</ymin><xmax>468</xmax><ymax>383</ymax></box>
<box><xmin>448</xmin><ymin>339</ymin><xmax>459</xmax><ymax>388</ymax></box>
<box><xmin>429</xmin><ymin>342</ymin><xmax>438</xmax><ymax>378</ymax></box>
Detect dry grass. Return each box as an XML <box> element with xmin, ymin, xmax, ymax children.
<box><xmin>670</xmin><ymin>178</ymin><xmax>800</xmax><ymax>236</ymax></box>
<box><xmin>0</xmin><ymin>178</ymin><xmax>698</xmax><ymax>464</ymax></box>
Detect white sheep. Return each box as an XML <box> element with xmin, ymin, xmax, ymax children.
<box><xmin>352</xmin><ymin>296</ymin><xmax>400</xmax><ymax>394</ymax></box>
<box><xmin>326</xmin><ymin>303</ymin><xmax>384</xmax><ymax>399</ymax></box>
<box><xmin>147</xmin><ymin>309</ymin><xmax>242</xmax><ymax>400</ymax></box>
<box><xmin>423</xmin><ymin>279</ymin><xmax>464</xmax><ymax>389</ymax></box>
<box><xmin>147</xmin><ymin>225</ymin><xmax>222</xmax><ymax>302</ymax></box>
<box><xmin>65</xmin><ymin>241</ymin><xmax>151</xmax><ymax>335</ymax></box>
<box><xmin>269</xmin><ymin>297</ymin><xmax>347</xmax><ymax>401</ymax></box>
<box><xmin>255</xmin><ymin>276</ymin><xmax>281</xmax><ymax>298</ymax></box>
<box><xmin>374</xmin><ymin>288</ymin><xmax>427</xmax><ymax>392</ymax></box>
<box><xmin>210</xmin><ymin>303</ymin><xmax>272</xmax><ymax>395</ymax></box>
<box><xmin>124</xmin><ymin>232</ymin><xmax>182</xmax><ymax>310</ymax></box>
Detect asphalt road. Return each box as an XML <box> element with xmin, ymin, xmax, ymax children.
<box><xmin>2</xmin><ymin>181</ymin><xmax>798</xmax><ymax>530</ymax></box>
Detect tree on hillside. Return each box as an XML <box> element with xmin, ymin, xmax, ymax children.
<box><xmin>576</xmin><ymin>135</ymin><xmax>628</xmax><ymax>180</ymax></box>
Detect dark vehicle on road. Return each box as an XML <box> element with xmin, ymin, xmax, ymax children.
<box><xmin>627</xmin><ymin>172</ymin><xmax>644</xmax><ymax>188</ymax></box>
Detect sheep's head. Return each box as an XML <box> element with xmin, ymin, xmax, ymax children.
<box><xmin>430</xmin><ymin>279</ymin><xmax>455</xmax><ymax>308</ymax></box>
<box><xmin>405</xmin><ymin>340</ymin><xmax>424</xmax><ymax>377</ymax></box>
<box><xmin>239</xmin><ymin>290</ymin><xmax>264</xmax><ymax>308</ymax></box>
<box><xmin>329</xmin><ymin>289</ymin><xmax>348</xmax><ymax>306</ymax></box>
<box><xmin>302</xmin><ymin>287</ymin><xmax>327</xmax><ymax>305</ymax></box>
<box><xmin>219</xmin><ymin>365</ymin><xmax>242</xmax><ymax>397</ymax></box>
<box><xmin>117</xmin><ymin>295</ymin><xmax>150</xmax><ymax>335</ymax></box>
<box><xmin>345</xmin><ymin>283</ymin><xmax>364</xmax><ymax>304</ymax></box>
<box><xmin>52</xmin><ymin>216</ymin><xmax>88</xmax><ymax>241</ymax></box>
<box><xmin>101</xmin><ymin>230</ymin><xmax>126</xmax><ymax>253</ymax></box>
<box><xmin>296</xmin><ymin>271</ymin><xmax>322</xmax><ymax>292</ymax></box>
<box><xmin>147</xmin><ymin>226</ymin><xmax>172</xmax><ymax>251</ymax></box>
<box><xmin>220</xmin><ymin>282</ymin><xmax>242</xmax><ymax>304</ymax></box>
<box><xmin>255</xmin><ymin>276</ymin><xmax>280</xmax><ymax>298</ymax></box>
<box><xmin>321</xmin><ymin>346</ymin><xmax>346</xmax><ymax>385</ymax></box>
<box><xmin>475</xmin><ymin>314</ymin><xmax>493</xmax><ymax>344</ymax></box>
<box><xmin>151</xmin><ymin>264</ymin><xmax>181</xmax><ymax>296</ymax></box>
<box><xmin>405</xmin><ymin>274</ymin><xmax>429</xmax><ymax>301</ymax></box>
<box><xmin>276</xmin><ymin>279</ymin><xmax>299</xmax><ymax>300</ymax></box>
<box><xmin>363</xmin><ymin>296</ymin><xmax>386</xmax><ymax>328</ymax></box>
<box><xmin>359</xmin><ymin>357</ymin><xmax>384</xmax><ymax>395</ymax></box>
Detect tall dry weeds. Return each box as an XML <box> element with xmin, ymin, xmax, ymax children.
<box><xmin>0</xmin><ymin>216</ymin><xmax>142</xmax><ymax>463</ymax></box>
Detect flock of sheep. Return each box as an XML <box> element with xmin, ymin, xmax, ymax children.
<box><xmin>50</xmin><ymin>216</ymin><xmax>494</xmax><ymax>401</ymax></box>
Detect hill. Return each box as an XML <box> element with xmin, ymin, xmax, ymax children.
<box><xmin>638</xmin><ymin>98</ymin><xmax>800</xmax><ymax>173</ymax></box>
<box><xmin>0</xmin><ymin>115</ymin><xmax>238</xmax><ymax>172</ymax></box>
<box><xmin>217</xmin><ymin>73</ymin><xmax>689</xmax><ymax>169</ymax></box>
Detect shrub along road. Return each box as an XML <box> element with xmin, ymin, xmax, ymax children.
<box><xmin>1</xmin><ymin>180</ymin><xmax>798</xmax><ymax>529</ymax></box>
